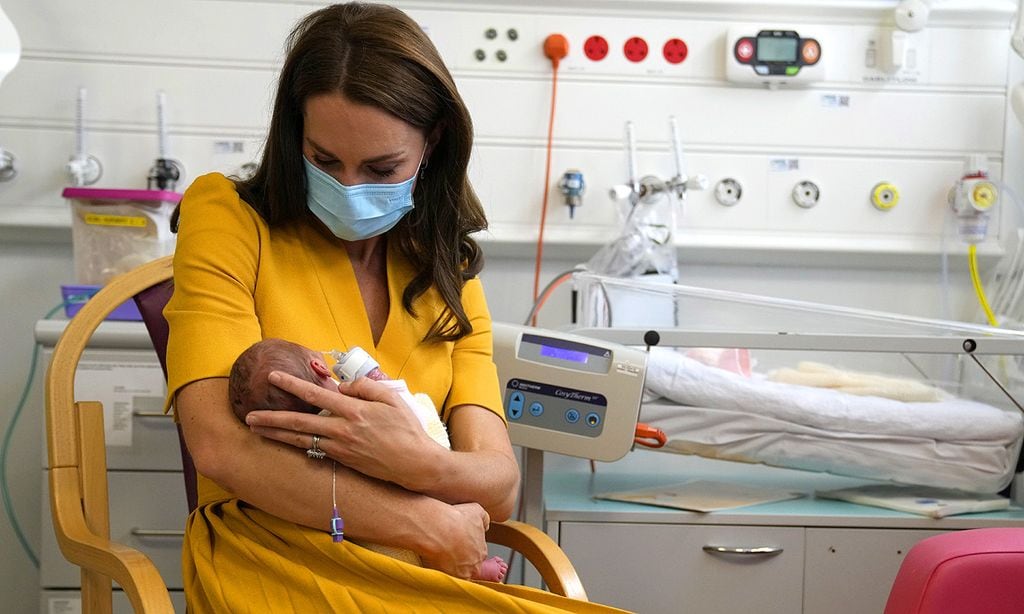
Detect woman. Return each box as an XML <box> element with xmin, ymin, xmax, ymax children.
<box><xmin>166</xmin><ymin>3</ymin><xmax>623</xmax><ymax>611</ymax></box>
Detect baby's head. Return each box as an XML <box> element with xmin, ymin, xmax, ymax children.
<box><xmin>228</xmin><ymin>338</ymin><xmax>336</xmax><ymax>422</ymax></box>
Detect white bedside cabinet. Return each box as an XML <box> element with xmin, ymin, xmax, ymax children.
<box><xmin>543</xmin><ymin>455</ymin><xmax>1024</xmax><ymax>614</ymax></box>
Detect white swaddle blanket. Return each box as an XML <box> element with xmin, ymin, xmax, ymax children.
<box><xmin>642</xmin><ymin>348</ymin><xmax>1024</xmax><ymax>492</ymax></box>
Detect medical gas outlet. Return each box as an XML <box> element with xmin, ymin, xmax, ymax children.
<box><xmin>608</xmin><ymin>118</ymin><xmax>707</xmax><ymax>206</ymax></box>
<box><xmin>949</xmin><ymin>156</ymin><xmax>998</xmax><ymax>244</ymax></box>
<box><xmin>558</xmin><ymin>169</ymin><xmax>585</xmax><ymax>218</ymax></box>
<box><xmin>726</xmin><ymin>27</ymin><xmax>823</xmax><ymax>86</ymax></box>
<box><xmin>871</xmin><ymin>182</ymin><xmax>900</xmax><ymax>211</ymax></box>
<box><xmin>792</xmin><ymin>180</ymin><xmax>821</xmax><ymax>208</ymax></box>
<box><xmin>714</xmin><ymin>178</ymin><xmax>742</xmax><ymax>207</ymax></box>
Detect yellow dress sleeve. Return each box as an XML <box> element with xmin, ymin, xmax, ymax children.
<box><xmin>164</xmin><ymin>173</ymin><xmax>265</xmax><ymax>404</ymax></box>
<box><xmin>442</xmin><ymin>277</ymin><xmax>506</xmax><ymax>424</ymax></box>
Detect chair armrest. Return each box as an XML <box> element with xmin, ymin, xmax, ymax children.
<box><xmin>50</xmin><ymin>467</ymin><xmax>176</xmax><ymax>613</ymax></box>
<box><xmin>485</xmin><ymin>519</ymin><xmax>588</xmax><ymax>602</ymax></box>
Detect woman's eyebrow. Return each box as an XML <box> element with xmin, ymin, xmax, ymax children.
<box><xmin>306</xmin><ymin>138</ymin><xmax>405</xmax><ymax>164</ymax></box>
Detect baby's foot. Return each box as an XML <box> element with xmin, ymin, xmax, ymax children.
<box><xmin>476</xmin><ymin>556</ymin><xmax>508</xmax><ymax>582</ymax></box>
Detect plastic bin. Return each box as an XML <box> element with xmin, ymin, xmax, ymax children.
<box><xmin>60</xmin><ymin>284</ymin><xmax>141</xmax><ymax>321</ymax></box>
<box><xmin>63</xmin><ymin>187</ymin><xmax>181</xmax><ymax>285</ymax></box>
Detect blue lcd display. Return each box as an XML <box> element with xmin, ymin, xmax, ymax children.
<box><xmin>539</xmin><ymin>344</ymin><xmax>589</xmax><ymax>364</ymax></box>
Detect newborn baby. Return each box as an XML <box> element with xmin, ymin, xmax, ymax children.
<box><xmin>228</xmin><ymin>338</ymin><xmax>507</xmax><ymax>583</ymax></box>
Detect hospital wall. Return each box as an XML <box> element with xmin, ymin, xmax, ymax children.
<box><xmin>0</xmin><ymin>0</ymin><xmax>1020</xmax><ymax>610</ymax></box>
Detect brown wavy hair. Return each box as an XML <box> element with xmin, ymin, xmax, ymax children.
<box><xmin>235</xmin><ymin>2</ymin><xmax>486</xmax><ymax>342</ymax></box>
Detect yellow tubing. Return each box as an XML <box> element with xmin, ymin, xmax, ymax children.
<box><xmin>969</xmin><ymin>244</ymin><xmax>999</xmax><ymax>326</ymax></box>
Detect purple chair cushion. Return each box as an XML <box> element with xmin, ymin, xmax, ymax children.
<box><xmin>133</xmin><ymin>280</ymin><xmax>198</xmax><ymax>513</ymax></box>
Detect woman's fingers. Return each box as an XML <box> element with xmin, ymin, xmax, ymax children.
<box><xmin>265</xmin><ymin>371</ymin><xmax>349</xmax><ymax>416</ymax></box>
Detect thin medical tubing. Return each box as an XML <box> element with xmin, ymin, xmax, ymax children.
<box><xmin>1</xmin><ymin>302</ymin><xmax>65</xmax><ymax>569</ymax></box>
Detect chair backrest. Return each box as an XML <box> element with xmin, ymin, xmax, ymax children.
<box><xmin>884</xmin><ymin>527</ymin><xmax>1024</xmax><ymax>614</ymax></box>
<box><xmin>45</xmin><ymin>255</ymin><xmax>176</xmax><ymax>614</ymax></box>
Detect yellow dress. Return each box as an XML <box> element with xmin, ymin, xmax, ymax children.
<box><xmin>165</xmin><ymin>174</ymin><xmax>626</xmax><ymax>613</ymax></box>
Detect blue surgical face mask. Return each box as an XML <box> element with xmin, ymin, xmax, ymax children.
<box><xmin>304</xmin><ymin>148</ymin><xmax>424</xmax><ymax>241</ymax></box>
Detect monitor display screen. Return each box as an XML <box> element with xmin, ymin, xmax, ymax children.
<box><xmin>757</xmin><ymin>36</ymin><xmax>798</xmax><ymax>63</ymax></box>
<box><xmin>539</xmin><ymin>344</ymin><xmax>589</xmax><ymax>364</ymax></box>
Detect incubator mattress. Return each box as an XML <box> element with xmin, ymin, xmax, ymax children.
<box><xmin>641</xmin><ymin>348</ymin><xmax>1024</xmax><ymax>493</ymax></box>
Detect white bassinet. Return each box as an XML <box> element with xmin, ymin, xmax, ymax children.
<box><xmin>573</xmin><ymin>273</ymin><xmax>1024</xmax><ymax>493</ymax></box>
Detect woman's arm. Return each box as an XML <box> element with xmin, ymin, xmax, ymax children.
<box><xmin>246</xmin><ymin>373</ymin><xmax>520</xmax><ymax>520</ymax></box>
<box><xmin>177</xmin><ymin>377</ymin><xmax>491</xmax><ymax>578</ymax></box>
<box><xmin>413</xmin><ymin>403</ymin><xmax>519</xmax><ymax>520</ymax></box>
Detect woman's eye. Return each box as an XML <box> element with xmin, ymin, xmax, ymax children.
<box><xmin>370</xmin><ymin>167</ymin><xmax>397</xmax><ymax>179</ymax></box>
<box><xmin>313</xmin><ymin>156</ymin><xmax>337</xmax><ymax>167</ymax></box>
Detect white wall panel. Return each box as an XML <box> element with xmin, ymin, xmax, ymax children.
<box><xmin>461</xmin><ymin>78</ymin><xmax>1006</xmax><ymax>152</ymax></box>
<box><xmin>0</xmin><ymin>0</ymin><xmax>1013</xmax><ymax>258</ymax></box>
<box><xmin>0</xmin><ymin>59</ymin><xmax>275</xmax><ymax>133</ymax></box>
<box><xmin>7</xmin><ymin>1</ymin><xmax>302</xmax><ymax>64</ymax></box>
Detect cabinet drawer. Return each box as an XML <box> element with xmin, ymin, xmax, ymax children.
<box><xmin>803</xmin><ymin>528</ymin><xmax>947</xmax><ymax>614</ymax></box>
<box><xmin>43</xmin><ymin>347</ymin><xmax>180</xmax><ymax>471</ymax></box>
<box><xmin>41</xmin><ymin>471</ymin><xmax>187</xmax><ymax>590</ymax></box>
<box><xmin>558</xmin><ymin>522</ymin><xmax>804</xmax><ymax>614</ymax></box>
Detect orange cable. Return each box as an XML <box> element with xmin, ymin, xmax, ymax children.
<box><xmin>531</xmin><ymin>271</ymin><xmax>573</xmax><ymax>322</ymax></box>
<box><xmin>531</xmin><ymin>59</ymin><xmax>560</xmax><ymax>326</ymax></box>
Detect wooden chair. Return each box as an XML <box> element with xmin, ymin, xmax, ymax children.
<box><xmin>45</xmin><ymin>255</ymin><xmax>587</xmax><ymax>613</ymax></box>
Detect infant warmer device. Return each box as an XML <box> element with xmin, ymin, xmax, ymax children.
<box><xmin>492</xmin><ymin>323</ymin><xmax>648</xmax><ymax>462</ymax></box>
<box><xmin>61</xmin><ymin>187</ymin><xmax>181</xmax><ymax>319</ymax></box>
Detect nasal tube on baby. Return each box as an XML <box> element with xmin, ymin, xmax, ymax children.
<box><xmin>328</xmin><ymin>347</ymin><xmax>387</xmax><ymax>381</ymax></box>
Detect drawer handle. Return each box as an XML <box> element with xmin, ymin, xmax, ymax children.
<box><xmin>131</xmin><ymin>528</ymin><xmax>185</xmax><ymax>538</ymax></box>
<box><xmin>132</xmin><ymin>411</ymin><xmax>173</xmax><ymax>419</ymax></box>
<box><xmin>702</xmin><ymin>545</ymin><xmax>783</xmax><ymax>556</ymax></box>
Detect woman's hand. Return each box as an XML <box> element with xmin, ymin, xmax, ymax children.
<box><xmin>417</xmin><ymin>502</ymin><xmax>490</xmax><ymax>579</ymax></box>
<box><xmin>244</xmin><ymin>371</ymin><xmax>445</xmax><ymax>487</ymax></box>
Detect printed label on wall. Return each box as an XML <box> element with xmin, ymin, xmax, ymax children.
<box><xmin>74</xmin><ymin>360</ymin><xmax>166</xmax><ymax>447</ymax></box>
<box><xmin>769</xmin><ymin>158</ymin><xmax>800</xmax><ymax>172</ymax></box>
<box><xmin>820</xmin><ymin>93</ymin><xmax>851</xmax><ymax>108</ymax></box>
<box><xmin>47</xmin><ymin>597</ymin><xmax>81</xmax><ymax>614</ymax></box>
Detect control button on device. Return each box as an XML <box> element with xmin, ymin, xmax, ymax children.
<box><xmin>565</xmin><ymin>408</ymin><xmax>580</xmax><ymax>424</ymax></box>
<box><xmin>508</xmin><ymin>392</ymin><xmax>525</xmax><ymax>419</ymax></box>
<box><xmin>735</xmin><ymin>38</ymin><xmax>754</xmax><ymax>63</ymax></box>
<box><xmin>785</xmin><ymin>66</ymin><xmax>800</xmax><ymax>76</ymax></box>
<box><xmin>801</xmin><ymin>39</ymin><xmax>820</xmax><ymax>65</ymax></box>
<box><xmin>754</xmin><ymin>65</ymin><xmax>769</xmax><ymax>75</ymax></box>
<box><xmin>529</xmin><ymin>401</ymin><xmax>544</xmax><ymax>416</ymax></box>
<box><xmin>585</xmin><ymin>412</ymin><xmax>601</xmax><ymax>427</ymax></box>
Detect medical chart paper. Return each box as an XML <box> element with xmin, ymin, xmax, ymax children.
<box><xmin>594</xmin><ymin>480</ymin><xmax>804</xmax><ymax>512</ymax></box>
<box><xmin>816</xmin><ymin>484</ymin><xmax>1010</xmax><ymax>518</ymax></box>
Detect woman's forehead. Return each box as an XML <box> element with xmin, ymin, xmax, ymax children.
<box><xmin>303</xmin><ymin>93</ymin><xmax>422</xmax><ymax>155</ymax></box>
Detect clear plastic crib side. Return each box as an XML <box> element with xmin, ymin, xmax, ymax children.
<box><xmin>570</xmin><ymin>272</ymin><xmax>1024</xmax><ymax>494</ymax></box>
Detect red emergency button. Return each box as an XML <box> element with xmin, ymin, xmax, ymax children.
<box><xmin>734</xmin><ymin>37</ymin><xmax>754</xmax><ymax>63</ymax></box>
<box><xmin>801</xmin><ymin>39</ymin><xmax>820</xmax><ymax>65</ymax></box>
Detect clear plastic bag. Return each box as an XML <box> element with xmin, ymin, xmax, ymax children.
<box><xmin>586</xmin><ymin>190</ymin><xmax>679</xmax><ymax>280</ymax></box>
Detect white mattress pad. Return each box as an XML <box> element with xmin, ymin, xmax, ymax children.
<box><xmin>642</xmin><ymin>348</ymin><xmax>1024</xmax><ymax>492</ymax></box>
